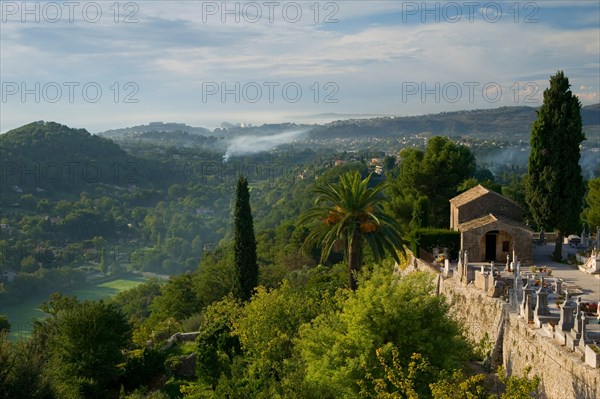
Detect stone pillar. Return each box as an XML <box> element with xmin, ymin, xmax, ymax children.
<box><xmin>521</xmin><ymin>281</ymin><xmax>535</xmax><ymax>317</ymax></box>
<box><xmin>444</xmin><ymin>259</ymin><xmax>450</xmax><ymax>277</ymax></box>
<box><xmin>553</xmin><ymin>279</ymin><xmax>562</xmax><ymax>295</ymax></box>
<box><xmin>456</xmin><ymin>250</ymin><xmax>463</xmax><ymax>282</ymax></box>
<box><xmin>573</xmin><ymin>297</ymin><xmax>584</xmax><ymax>338</ymax></box>
<box><xmin>579</xmin><ymin>315</ymin><xmax>588</xmax><ymax>349</ymax></box>
<box><xmin>535</xmin><ymin>285</ymin><xmax>549</xmax><ymax>316</ymax></box>
<box><xmin>514</xmin><ymin>269</ymin><xmax>523</xmax><ymax>306</ymax></box>
<box><xmin>506</xmin><ymin>254</ymin><xmax>510</xmax><ymax>272</ymax></box>
<box><xmin>524</xmin><ymin>294</ymin><xmax>534</xmax><ymax>322</ymax></box>
<box><xmin>559</xmin><ymin>294</ymin><xmax>576</xmax><ymax>331</ymax></box>
<box><xmin>462</xmin><ymin>251</ymin><xmax>469</xmax><ymax>285</ymax></box>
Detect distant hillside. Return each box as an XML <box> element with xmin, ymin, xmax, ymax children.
<box><xmin>0</xmin><ymin>121</ymin><xmax>153</xmax><ymax>200</ymax></box>
<box><xmin>99</xmin><ymin>122</ymin><xmax>212</xmax><ymax>138</ymax></box>
<box><xmin>308</xmin><ymin>104</ymin><xmax>600</xmax><ymax>141</ymax></box>
<box><xmin>95</xmin><ymin>105</ymin><xmax>599</xmax><ymax>144</ymax></box>
<box><xmin>109</xmin><ymin>130</ymin><xmax>221</xmax><ymax>148</ymax></box>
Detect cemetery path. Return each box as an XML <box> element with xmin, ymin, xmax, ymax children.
<box><xmin>532</xmin><ymin>243</ymin><xmax>600</xmax><ymax>302</ymax></box>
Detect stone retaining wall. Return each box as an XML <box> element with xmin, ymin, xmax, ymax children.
<box><xmin>439</xmin><ymin>277</ymin><xmax>600</xmax><ymax>398</ymax></box>
<box><xmin>502</xmin><ymin>311</ymin><xmax>599</xmax><ymax>399</ymax></box>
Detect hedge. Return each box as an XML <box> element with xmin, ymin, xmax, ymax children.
<box><xmin>410</xmin><ymin>228</ymin><xmax>460</xmax><ymax>260</ymax></box>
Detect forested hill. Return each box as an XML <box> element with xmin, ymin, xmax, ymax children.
<box><xmin>100</xmin><ymin>122</ymin><xmax>212</xmax><ymax>138</ymax></box>
<box><xmin>2</xmin><ymin>121</ymin><xmax>126</xmax><ymax>159</ymax></box>
<box><xmin>308</xmin><ymin>104</ymin><xmax>600</xmax><ymax>140</ymax></box>
<box><xmin>0</xmin><ymin>121</ymin><xmax>161</xmax><ymax>200</ymax></box>
<box><xmin>94</xmin><ymin>104</ymin><xmax>600</xmax><ymax>143</ymax></box>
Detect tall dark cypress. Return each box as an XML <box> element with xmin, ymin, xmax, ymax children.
<box><xmin>233</xmin><ymin>175</ymin><xmax>258</xmax><ymax>301</ymax></box>
<box><xmin>526</xmin><ymin>71</ymin><xmax>585</xmax><ymax>260</ymax></box>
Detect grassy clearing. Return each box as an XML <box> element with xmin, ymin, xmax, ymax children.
<box><xmin>0</xmin><ymin>275</ymin><xmax>147</xmax><ymax>341</ymax></box>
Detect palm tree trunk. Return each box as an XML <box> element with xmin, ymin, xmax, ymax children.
<box><xmin>348</xmin><ymin>232</ymin><xmax>360</xmax><ymax>291</ymax></box>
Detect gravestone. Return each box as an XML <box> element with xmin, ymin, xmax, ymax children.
<box><xmin>488</xmin><ymin>280</ymin><xmax>504</xmax><ymax>298</ymax></box>
<box><xmin>535</xmin><ymin>280</ymin><xmax>550</xmax><ymax>316</ymax></box>
<box><xmin>521</xmin><ymin>281</ymin><xmax>535</xmax><ymax>317</ymax></box>
<box><xmin>514</xmin><ymin>266</ymin><xmax>524</xmax><ymax>305</ymax></box>
<box><xmin>558</xmin><ymin>293</ymin><xmax>576</xmax><ymax>331</ymax></box>
<box><xmin>553</xmin><ymin>279</ymin><xmax>562</xmax><ymax>295</ymax></box>
<box><xmin>579</xmin><ymin>315</ymin><xmax>590</xmax><ymax>350</ymax></box>
<box><xmin>523</xmin><ymin>293</ymin><xmax>534</xmax><ymax>322</ymax></box>
<box><xmin>456</xmin><ymin>249</ymin><xmax>463</xmax><ymax>281</ymax></box>
<box><xmin>572</xmin><ymin>297</ymin><xmax>584</xmax><ymax>338</ymax></box>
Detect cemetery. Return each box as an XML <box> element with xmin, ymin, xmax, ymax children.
<box><xmin>400</xmin><ymin>242</ymin><xmax>600</xmax><ymax>398</ymax></box>
<box><xmin>396</xmin><ymin>187</ymin><xmax>600</xmax><ymax>399</ymax></box>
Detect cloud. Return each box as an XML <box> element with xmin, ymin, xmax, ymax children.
<box><xmin>223</xmin><ymin>129</ymin><xmax>309</xmax><ymax>161</ymax></box>
<box><xmin>1</xmin><ymin>1</ymin><xmax>598</xmax><ymax>131</ymax></box>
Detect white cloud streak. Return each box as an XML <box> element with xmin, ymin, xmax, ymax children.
<box><xmin>223</xmin><ymin>129</ymin><xmax>309</xmax><ymax>161</ymax></box>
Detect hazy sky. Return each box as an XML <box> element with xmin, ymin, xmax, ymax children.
<box><xmin>1</xmin><ymin>1</ymin><xmax>599</xmax><ymax>133</ymax></box>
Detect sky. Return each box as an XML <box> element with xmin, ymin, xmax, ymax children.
<box><xmin>0</xmin><ymin>0</ymin><xmax>599</xmax><ymax>133</ymax></box>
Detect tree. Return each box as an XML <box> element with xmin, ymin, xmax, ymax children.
<box><xmin>0</xmin><ymin>315</ymin><xmax>9</xmax><ymax>334</ymax></box>
<box><xmin>0</xmin><ymin>332</ymin><xmax>13</xmax><ymax>399</ymax></box>
<box><xmin>526</xmin><ymin>71</ymin><xmax>585</xmax><ymax>260</ymax></box>
<box><xmin>149</xmin><ymin>273</ymin><xmax>201</xmax><ymax>322</ymax></box>
<box><xmin>383</xmin><ymin>155</ymin><xmax>397</xmax><ymax>175</ymax></box>
<box><xmin>429</xmin><ymin>369</ymin><xmax>490</xmax><ymax>399</ymax></box>
<box><xmin>44</xmin><ymin>300</ymin><xmax>132</xmax><ymax>398</ymax></box>
<box><xmin>409</xmin><ymin>196</ymin><xmax>430</xmax><ymax>231</ymax></box>
<box><xmin>497</xmin><ymin>366</ymin><xmax>540</xmax><ymax>398</ymax></box>
<box><xmin>582</xmin><ymin>178</ymin><xmax>600</xmax><ymax>233</ymax></box>
<box><xmin>232</xmin><ymin>281</ymin><xmax>326</xmax><ymax>386</ymax></box>
<box><xmin>233</xmin><ymin>175</ymin><xmax>258</xmax><ymax>302</ymax></box>
<box><xmin>195</xmin><ymin>295</ymin><xmax>241</xmax><ymax>391</ymax></box>
<box><xmin>296</xmin><ymin>269</ymin><xmax>468</xmax><ymax>397</ymax></box>
<box><xmin>387</xmin><ymin>137</ymin><xmax>475</xmax><ymax>230</ymax></box>
<box><xmin>300</xmin><ymin>172</ymin><xmax>404</xmax><ymax>290</ymax></box>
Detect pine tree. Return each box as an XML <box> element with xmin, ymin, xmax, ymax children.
<box><xmin>233</xmin><ymin>175</ymin><xmax>258</xmax><ymax>301</ymax></box>
<box><xmin>526</xmin><ymin>71</ymin><xmax>585</xmax><ymax>260</ymax></box>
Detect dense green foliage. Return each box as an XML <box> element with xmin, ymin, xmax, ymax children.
<box><xmin>409</xmin><ymin>229</ymin><xmax>461</xmax><ymax>260</ymax></box>
<box><xmin>526</xmin><ymin>71</ymin><xmax>585</xmax><ymax>260</ymax></box>
<box><xmin>44</xmin><ymin>300</ymin><xmax>131</xmax><ymax>398</ymax></box>
<box><xmin>233</xmin><ymin>176</ymin><xmax>258</xmax><ymax>301</ymax></box>
<box><xmin>297</xmin><ymin>270</ymin><xmax>468</xmax><ymax>397</ymax></box>
<box><xmin>300</xmin><ymin>172</ymin><xmax>404</xmax><ymax>290</ymax></box>
<box><xmin>387</xmin><ymin>136</ymin><xmax>476</xmax><ymax>231</ymax></box>
<box><xmin>0</xmin><ymin>119</ymin><xmax>561</xmax><ymax>398</ymax></box>
<box><xmin>582</xmin><ymin>177</ymin><xmax>600</xmax><ymax>231</ymax></box>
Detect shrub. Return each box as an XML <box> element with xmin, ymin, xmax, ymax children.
<box><xmin>410</xmin><ymin>228</ymin><xmax>460</xmax><ymax>260</ymax></box>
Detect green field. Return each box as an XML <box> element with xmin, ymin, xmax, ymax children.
<box><xmin>1</xmin><ymin>276</ymin><xmax>147</xmax><ymax>341</ymax></box>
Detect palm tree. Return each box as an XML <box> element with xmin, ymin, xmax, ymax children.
<box><xmin>299</xmin><ymin>171</ymin><xmax>404</xmax><ymax>290</ymax></box>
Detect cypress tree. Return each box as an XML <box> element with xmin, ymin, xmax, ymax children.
<box><xmin>526</xmin><ymin>71</ymin><xmax>585</xmax><ymax>260</ymax></box>
<box><xmin>233</xmin><ymin>175</ymin><xmax>258</xmax><ymax>301</ymax></box>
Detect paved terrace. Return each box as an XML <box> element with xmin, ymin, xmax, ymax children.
<box><xmin>532</xmin><ymin>243</ymin><xmax>599</xmax><ymax>303</ymax></box>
